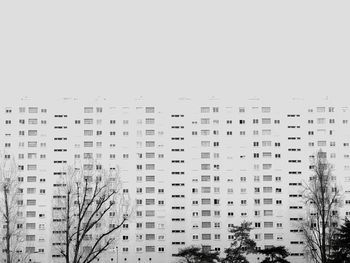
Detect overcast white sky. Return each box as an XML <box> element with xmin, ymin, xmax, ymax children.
<box><xmin>0</xmin><ymin>1</ymin><xmax>349</xmax><ymax>102</ymax></box>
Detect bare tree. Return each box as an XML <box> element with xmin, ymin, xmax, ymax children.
<box><xmin>300</xmin><ymin>149</ymin><xmax>341</xmax><ymax>263</ymax></box>
<box><xmin>0</xmin><ymin>154</ymin><xmax>26</xmax><ymax>263</ymax></box>
<box><xmin>52</xmin><ymin>160</ymin><xmax>131</xmax><ymax>263</ymax></box>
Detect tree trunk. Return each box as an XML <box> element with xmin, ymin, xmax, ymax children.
<box><xmin>65</xmin><ymin>192</ymin><xmax>70</xmax><ymax>263</ymax></box>
<box><xmin>322</xmin><ymin>218</ymin><xmax>326</xmax><ymax>263</ymax></box>
<box><xmin>321</xmin><ymin>177</ymin><xmax>327</xmax><ymax>263</ymax></box>
<box><xmin>4</xmin><ymin>185</ymin><xmax>11</xmax><ymax>263</ymax></box>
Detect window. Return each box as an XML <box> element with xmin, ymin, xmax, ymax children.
<box><xmin>27</xmin><ymin>164</ymin><xmax>37</xmax><ymax>171</ymax></box>
<box><xmin>263</xmin><ymin>187</ymin><xmax>272</xmax><ymax>193</ymax></box>
<box><xmin>262</xmin><ymin>141</ymin><xmax>272</xmax><ymax>147</ymax></box>
<box><xmin>84</xmin><ymin>141</ymin><xmax>93</xmax><ymax>147</ymax></box>
<box><xmin>202</xmin><ymin>210</ymin><xmax>211</xmax><ymax>216</ymax></box>
<box><xmin>201</xmin><ymin>152</ymin><xmax>210</xmax><ymax>159</ymax></box>
<box><xmin>27</xmin><ymin>176</ymin><xmax>37</xmax><ymax>182</ymax></box>
<box><xmin>84</xmin><ymin>107</ymin><xmax>93</xmax><ymax>113</ymax></box>
<box><xmin>145</xmin><ymin>152</ymin><xmax>154</xmax><ymax>158</ymax></box>
<box><xmin>145</xmin><ymin>210</ymin><xmax>155</xmax><ymax>217</ymax></box>
<box><xmin>201</xmin><ymin>164</ymin><xmax>210</xmax><ymax>170</ymax></box>
<box><xmin>27</xmin><ymin>188</ymin><xmax>36</xmax><ymax>194</ymax></box>
<box><xmin>26</xmin><ymin>223</ymin><xmax>35</xmax><ymax>229</ymax></box>
<box><xmin>146</xmin><ymin>199</ymin><xmax>155</xmax><ymax>205</ymax></box>
<box><xmin>201</xmin><ymin>107</ymin><xmax>210</xmax><ymax>113</ymax></box>
<box><xmin>317</xmin><ymin>107</ymin><xmax>325</xmax><ymax>113</ymax></box>
<box><xmin>201</xmin><ymin>118</ymin><xmax>210</xmax><ymax>124</ymax></box>
<box><xmin>145</xmin><ymin>118</ymin><xmax>155</xmax><ymax>124</ymax></box>
<box><xmin>202</xmin><ymin>234</ymin><xmax>211</xmax><ymax>240</ymax></box>
<box><xmin>263</xmin><ymin>164</ymin><xmax>272</xmax><ymax>170</ymax></box>
<box><xmin>145</xmin><ymin>130</ymin><xmax>155</xmax><ymax>136</ymax></box>
<box><xmin>146</xmin><ymin>107</ymin><xmax>155</xmax><ymax>113</ymax></box>
<box><xmin>262</xmin><ymin>118</ymin><xmax>271</xmax><ymax>124</ymax></box>
<box><xmin>146</xmin><ymin>141</ymin><xmax>155</xmax><ymax>147</ymax></box>
<box><xmin>145</xmin><ymin>187</ymin><xmax>155</xmax><ymax>193</ymax></box>
<box><xmin>145</xmin><ymin>246</ymin><xmax>155</xmax><ymax>252</ymax></box>
<box><xmin>201</xmin><ymin>187</ymin><xmax>211</xmax><ymax>193</ymax></box>
<box><xmin>26</xmin><ymin>235</ymin><xmax>35</xmax><ymax>241</ymax></box>
<box><xmin>264</xmin><ymin>233</ymin><xmax>274</xmax><ymax>240</ymax></box>
<box><xmin>26</xmin><ymin>211</ymin><xmax>36</xmax><ymax>217</ymax></box>
<box><xmin>262</xmin><ymin>107</ymin><xmax>271</xmax><ymax>113</ymax></box>
<box><xmin>146</xmin><ymin>176</ymin><xmax>155</xmax><ymax>182</ymax></box>
<box><xmin>146</xmin><ymin>164</ymin><xmax>155</xmax><ymax>170</ymax></box>
<box><xmin>318</xmin><ymin>141</ymin><xmax>326</xmax><ymax>147</ymax></box>
<box><xmin>263</xmin><ymin>175</ymin><xmax>272</xmax><ymax>181</ymax></box>
<box><xmin>262</xmin><ymin>129</ymin><xmax>271</xmax><ymax>135</ymax></box>
<box><xmin>201</xmin><ymin>141</ymin><xmax>210</xmax><ymax>147</ymax></box>
<box><xmin>27</xmin><ymin>141</ymin><xmax>37</xmax><ymax>148</ymax></box>
<box><xmin>28</xmin><ymin>107</ymin><xmax>38</xmax><ymax>113</ymax></box>
<box><xmin>84</xmin><ymin>118</ymin><xmax>93</xmax><ymax>124</ymax></box>
<box><xmin>145</xmin><ymin>222</ymin><xmax>155</xmax><ymax>229</ymax></box>
<box><xmin>201</xmin><ymin>129</ymin><xmax>210</xmax><ymax>136</ymax></box>
<box><xmin>263</xmin><ymin>198</ymin><xmax>273</xmax><ymax>205</ymax></box>
<box><xmin>146</xmin><ymin>234</ymin><xmax>155</xmax><ymax>240</ymax></box>
<box><xmin>264</xmin><ymin>210</ymin><xmax>273</xmax><ymax>216</ymax></box>
<box><xmin>317</xmin><ymin>118</ymin><xmax>326</xmax><ymax>124</ymax></box>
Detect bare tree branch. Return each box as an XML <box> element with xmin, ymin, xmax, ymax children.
<box><xmin>0</xmin><ymin>153</ymin><xmax>30</xmax><ymax>263</ymax></box>
<box><xmin>52</xmin><ymin>159</ymin><xmax>131</xmax><ymax>263</ymax></box>
<box><xmin>300</xmin><ymin>149</ymin><xmax>342</xmax><ymax>263</ymax></box>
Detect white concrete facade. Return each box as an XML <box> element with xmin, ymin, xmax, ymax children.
<box><xmin>0</xmin><ymin>97</ymin><xmax>349</xmax><ymax>263</ymax></box>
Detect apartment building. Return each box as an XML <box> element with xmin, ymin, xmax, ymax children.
<box><xmin>0</xmin><ymin>97</ymin><xmax>349</xmax><ymax>263</ymax></box>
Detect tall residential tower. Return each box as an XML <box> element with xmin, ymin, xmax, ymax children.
<box><xmin>0</xmin><ymin>97</ymin><xmax>348</xmax><ymax>263</ymax></box>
